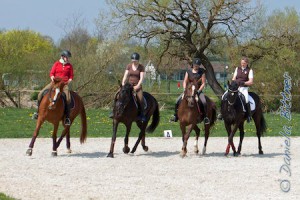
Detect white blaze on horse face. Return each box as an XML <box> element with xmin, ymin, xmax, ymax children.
<box><xmin>192</xmin><ymin>85</ymin><xmax>195</xmax><ymax>94</ymax></box>
<box><xmin>53</xmin><ymin>88</ymin><xmax>60</xmax><ymax>104</ymax></box>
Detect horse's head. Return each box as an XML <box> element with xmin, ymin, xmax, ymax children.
<box><xmin>183</xmin><ymin>82</ymin><xmax>197</xmax><ymax>107</ymax></box>
<box><xmin>226</xmin><ymin>80</ymin><xmax>239</xmax><ymax>106</ymax></box>
<box><xmin>48</xmin><ymin>77</ymin><xmax>65</xmax><ymax>110</ymax></box>
<box><xmin>114</xmin><ymin>83</ymin><xmax>133</xmax><ymax>117</ymax></box>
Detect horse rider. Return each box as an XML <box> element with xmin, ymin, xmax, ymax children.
<box><xmin>110</xmin><ymin>52</ymin><xmax>146</xmax><ymax>122</ymax></box>
<box><xmin>170</xmin><ymin>58</ymin><xmax>210</xmax><ymax>124</ymax></box>
<box><xmin>33</xmin><ymin>50</ymin><xmax>74</xmax><ymax>126</ymax></box>
<box><xmin>232</xmin><ymin>57</ymin><xmax>253</xmax><ymax>122</ymax></box>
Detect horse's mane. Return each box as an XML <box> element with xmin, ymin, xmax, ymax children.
<box><xmin>122</xmin><ymin>83</ymin><xmax>133</xmax><ymax>92</ymax></box>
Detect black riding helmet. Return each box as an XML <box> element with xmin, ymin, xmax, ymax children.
<box><xmin>131</xmin><ymin>52</ymin><xmax>140</xmax><ymax>61</ymax></box>
<box><xmin>193</xmin><ymin>58</ymin><xmax>201</xmax><ymax>66</ymax></box>
<box><xmin>61</xmin><ymin>50</ymin><xmax>72</xmax><ymax>58</ymax></box>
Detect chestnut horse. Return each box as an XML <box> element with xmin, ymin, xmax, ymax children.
<box><xmin>221</xmin><ymin>81</ymin><xmax>267</xmax><ymax>156</ymax></box>
<box><xmin>26</xmin><ymin>77</ymin><xmax>87</xmax><ymax>156</ymax></box>
<box><xmin>107</xmin><ymin>83</ymin><xmax>160</xmax><ymax>158</ymax></box>
<box><xmin>178</xmin><ymin>81</ymin><xmax>217</xmax><ymax>157</ymax></box>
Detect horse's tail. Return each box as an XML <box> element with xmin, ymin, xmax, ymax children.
<box><xmin>79</xmin><ymin>104</ymin><xmax>88</xmax><ymax>144</ymax></box>
<box><xmin>146</xmin><ymin>100</ymin><xmax>160</xmax><ymax>133</ymax></box>
<box><xmin>260</xmin><ymin>114</ymin><xmax>267</xmax><ymax>136</ymax></box>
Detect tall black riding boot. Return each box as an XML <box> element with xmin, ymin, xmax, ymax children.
<box><xmin>170</xmin><ymin>100</ymin><xmax>180</xmax><ymax>122</ymax></box>
<box><xmin>246</xmin><ymin>102</ymin><xmax>252</xmax><ymax>123</ymax></box>
<box><xmin>64</xmin><ymin>103</ymin><xmax>71</xmax><ymax>126</ymax></box>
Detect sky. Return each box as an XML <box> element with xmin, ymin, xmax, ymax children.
<box><xmin>1</xmin><ymin>0</ymin><xmax>300</xmax><ymax>43</ymax></box>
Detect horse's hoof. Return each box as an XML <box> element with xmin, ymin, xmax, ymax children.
<box><xmin>123</xmin><ymin>146</ymin><xmax>130</xmax><ymax>154</ymax></box>
<box><xmin>233</xmin><ymin>152</ymin><xmax>239</xmax><ymax>157</ymax></box>
<box><xmin>180</xmin><ymin>151</ymin><xmax>187</xmax><ymax>158</ymax></box>
<box><xmin>107</xmin><ymin>153</ymin><xmax>114</xmax><ymax>158</ymax></box>
<box><xmin>224</xmin><ymin>153</ymin><xmax>229</xmax><ymax>156</ymax></box>
<box><xmin>143</xmin><ymin>145</ymin><xmax>149</xmax><ymax>152</ymax></box>
<box><xmin>194</xmin><ymin>147</ymin><xmax>199</xmax><ymax>154</ymax></box>
<box><xmin>259</xmin><ymin>151</ymin><xmax>264</xmax><ymax>155</ymax></box>
<box><xmin>51</xmin><ymin>151</ymin><xmax>57</xmax><ymax>157</ymax></box>
<box><xmin>66</xmin><ymin>149</ymin><xmax>72</xmax><ymax>154</ymax></box>
<box><xmin>26</xmin><ymin>149</ymin><xmax>32</xmax><ymax>156</ymax></box>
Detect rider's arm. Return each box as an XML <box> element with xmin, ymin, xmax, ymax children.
<box><xmin>136</xmin><ymin>71</ymin><xmax>145</xmax><ymax>88</ymax></box>
<box><xmin>183</xmin><ymin>72</ymin><xmax>188</xmax><ymax>90</ymax></box>
<box><xmin>232</xmin><ymin>67</ymin><xmax>238</xmax><ymax>80</ymax></box>
<box><xmin>122</xmin><ymin>70</ymin><xmax>129</xmax><ymax>86</ymax></box>
<box><xmin>199</xmin><ymin>74</ymin><xmax>206</xmax><ymax>92</ymax></box>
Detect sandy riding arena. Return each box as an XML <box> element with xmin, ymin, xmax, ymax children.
<box><xmin>0</xmin><ymin>137</ymin><xmax>299</xmax><ymax>200</ymax></box>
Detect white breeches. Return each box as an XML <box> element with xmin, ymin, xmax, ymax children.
<box><xmin>239</xmin><ymin>87</ymin><xmax>249</xmax><ymax>103</ymax></box>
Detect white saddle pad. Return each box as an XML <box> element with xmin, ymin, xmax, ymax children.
<box><xmin>249</xmin><ymin>95</ymin><xmax>255</xmax><ymax>111</ymax></box>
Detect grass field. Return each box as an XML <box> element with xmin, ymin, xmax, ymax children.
<box><xmin>0</xmin><ymin>108</ymin><xmax>298</xmax><ymax>138</ymax></box>
<box><xmin>0</xmin><ymin>193</ymin><xmax>16</xmax><ymax>200</ymax></box>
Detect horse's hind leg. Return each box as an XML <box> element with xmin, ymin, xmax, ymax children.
<box><xmin>254</xmin><ymin>115</ymin><xmax>264</xmax><ymax>154</ymax></box>
<box><xmin>141</xmin><ymin>134</ymin><xmax>148</xmax><ymax>152</ymax></box>
<box><xmin>237</xmin><ymin>123</ymin><xmax>245</xmax><ymax>155</ymax></box>
<box><xmin>193</xmin><ymin>125</ymin><xmax>200</xmax><ymax>154</ymax></box>
<box><xmin>66</xmin><ymin>130</ymin><xmax>71</xmax><ymax>153</ymax></box>
<box><xmin>202</xmin><ymin>124</ymin><xmax>210</xmax><ymax>155</ymax></box>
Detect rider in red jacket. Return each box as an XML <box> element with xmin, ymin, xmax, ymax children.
<box><xmin>33</xmin><ymin>50</ymin><xmax>74</xmax><ymax>125</ymax></box>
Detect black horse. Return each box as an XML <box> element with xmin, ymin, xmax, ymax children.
<box><xmin>221</xmin><ymin>81</ymin><xmax>267</xmax><ymax>156</ymax></box>
<box><xmin>107</xmin><ymin>83</ymin><xmax>160</xmax><ymax>158</ymax></box>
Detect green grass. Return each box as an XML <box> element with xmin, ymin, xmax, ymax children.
<box><xmin>0</xmin><ymin>193</ymin><xmax>16</xmax><ymax>200</ymax></box>
<box><xmin>0</xmin><ymin>108</ymin><xmax>299</xmax><ymax>138</ymax></box>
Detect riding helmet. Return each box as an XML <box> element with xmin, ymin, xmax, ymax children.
<box><xmin>131</xmin><ymin>52</ymin><xmax>140</xmax><ymax>61</ymax></box>
<box><xmin>193</xmin><ymin>58</ymin><xmax>202</xmax><ymax>66</ymax></box>
<box><xmin>61</xmin><ymin>50</ymin><xmax>72</xmax><ymax>58</ymax></box>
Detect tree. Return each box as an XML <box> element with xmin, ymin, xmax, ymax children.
<box><xmin>107</xmin><ymin>0</ymin><xmax>259</xmax><ymax>97</ymax></box>
<box><xmin>0</xmin><ymin>29</ymin><xmax>55</xmax><ymax>107</ymax></box>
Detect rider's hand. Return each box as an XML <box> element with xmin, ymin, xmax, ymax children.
<box><xmin>197</xmin><ymin>90</ymin><xmax>202</xmax><ymax>95</ymax></box>
<box><xmin>133</xmin><ymin>85</ymin><xmax>141</xmax><ymax>91</ymax></box>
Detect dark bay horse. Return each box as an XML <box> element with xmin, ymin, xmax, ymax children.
<box><xmin>221</xmin><ymin>81</ymin><xmax>267</xmax><ymax>156</ymax></box>
<box><xmin>178</xmin><ymin>81</ymin><xmax>217</xmax><ymax>157</ymax></box>
<box><xmin>26</xmin><ymin>77</ymin><xmax>87</xmax><ymax>156</ymax></box>
<box><xmin>107</xmin><ymin>83</ymin><xmax>160</xmax><ymax>158</ymax></box>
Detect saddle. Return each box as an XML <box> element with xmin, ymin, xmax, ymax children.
<box><xmin>222</xmin><ymin>91</ymin><xmax>255</xmax><ymax>112</ymax></box>
<box><xmin>42</xmin><ymin>90</ymin><xmax>75</xmax><ymax>111</ymax></box>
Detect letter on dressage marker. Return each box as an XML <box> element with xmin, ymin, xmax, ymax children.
<box><xmin>164</xmin><ymin>130</ymin><xmax>173</xmax><ymax>138</ymax></box>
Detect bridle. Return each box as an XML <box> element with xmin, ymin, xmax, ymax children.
<box><xmin>227</xmin><ymin>88</ymin><xmax>239</xmax><ymax>106</ymax></box>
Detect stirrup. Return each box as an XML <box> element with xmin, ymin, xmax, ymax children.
<box><xmin>32</xmin><ymin>112</ymin><xmax>38</xmax><ymax>120</ymax></box>
<box><xmin>109</xmin><ymin>112</ymin><xmax>114</xmax><ymax>119</ymax></box>
<box><xmin>247</xmin><ymin>116</ymin><xmax>252</xmax><ymax>123</ymax></box>
<box><xmin>217</xmin><ymin>113</ymin><xmax>223</xmax><ymax>120</ymax></box>
<box><xmin>64</xmin><ymin>118</ymin><xmax>71</xmax><ymax>126</ymax></box>
<box><xmin>204</xmin><ymin>117</ymin><xmax>210</xmax><ymax>125</ymax></box>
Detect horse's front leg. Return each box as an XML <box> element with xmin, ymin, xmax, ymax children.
<box><xmin>107</xmin><ymin>120</ymin><xmax>119</xmax><ymax>158</ymax></box>
<box><xmin>224</xmin><ymin>123</ymin><xmax>232</xmax><ymax>156</ymax></box>
<box><xmin>237</xmin><ymin>122</ymin><xmax>245</xmax><ymax>155</ymax></box>
<box><xmin>131</xmin><ymin>122</ymin><xmax>147</xmax><ymax>154</ymax></box>
<box><xmin>193</xmin><ymin>125</ymin><xmax>200</xmax><ymax>154</ymax></box>
<box><xmin>123</xmin><ymin>123</ymin><xmax>132</xmax><ymax>154</ymax></box>
<box><xmin>26</xmin><ymin>118</ymin><xmax>45</xmax><ymax>156</ymax></box>
<box><xmin>180</xmin><ymin>123</ymin><xmax>194</xmax><ymax>158</ymax></box>
<box><xmin>228</xmin><ymin>124</ymin><xmax>239</xmax><ymax>157</ymax></box>
<box><xmin>51</xmin><ymin>123</ymin><xmax>59</xmax><ymax>156</ymax></box>
<box><xmin>56</xmin><ymin>126</ymin><xmax>71</xmax><ymax>153</ymax></box>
